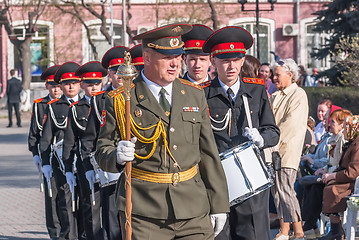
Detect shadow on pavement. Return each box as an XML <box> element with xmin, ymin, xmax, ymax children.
<box><xmin>0</xmin><ymin>133</ymin><xmax>28</xmax><ymax>144</ymax></box>
<box><xmin>0</xmin><ymin>235</ymin><xmax>46</xmax><ymax>240</ymax></box>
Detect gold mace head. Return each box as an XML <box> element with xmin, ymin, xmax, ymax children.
<box><xmin>116</xmin><ymin>51</ymin><xmax>137</xmax><ymax>100</ymax></box>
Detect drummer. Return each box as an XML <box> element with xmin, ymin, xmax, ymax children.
<box><xmin>203</xmin><ymin>26</ymin><xmax>280</xmax><ymax>240</ymax></box>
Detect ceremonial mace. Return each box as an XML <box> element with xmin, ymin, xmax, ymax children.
<box><xmin>116</xmin><ymin>52</ymin><xmax>137</xmax><ymax>240</ymax></box>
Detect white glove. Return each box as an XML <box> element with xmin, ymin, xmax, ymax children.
<box><xmin>116</xmin><ymin>137</ymin><xmax>137</xmax><ymax>165</ymax></box>
<box><xmin>210</xmin><ymin>213</ymin><xmax>227</xmax><ymax>237</ymax></box>
<box><xmin>85</xmin><ymin>170</ymin><xmax>96</xmax><ymax>189</ymax></box>
<box><xmin>244</xmin><ymin>127</ymin><xmax>264</xmax><ymax>148</ymax></box>
<box><xmin>42</xmin><ymin>165</ymin><xmax>52</xmax><ymax>180</ymax></box>
<box><xmin>65</xmin><ymin>172</ymin><xmax>77</xmax><ymax>192</ymax></box>
<box><xmin>33</xmin><ymin>155</ymin><xmax>42</xmax><ymax>172</ymax></box>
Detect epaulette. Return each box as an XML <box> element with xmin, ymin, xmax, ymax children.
<box><xmin>108</xmin><ymin>83</ymin><xmax>135</xmax><ymax>98</ymax></box>
<box><xmin>34</xmin><ymin>98</ymin><xmax>43</xmax><ymax>103</ymax></box>
<box><xmin>92</xmin><ymin>90</ymin><xmax>105</xmax><ymax>96</ymax></box>
<box><xmin>179</xmin><ymin>78</ymin><xmax>202</xmax><ymax>90</ymax></box>
<box><xmin>69</xmin><ymin>101</ymin><xmax>79</xmax><ymax>108</ymax></box>
<box><xmin>242</xmin><ymin>77</ymin><xmax>264</xmax><ymax>85</ymax></box>
<box><xmin>47</xmin><ymin>98</ymin><xmax>60</xmax><ymax>105</ymax></box>
<box><xmin>201</xmin><ymin>81</ymin><xmax>211</xmax><ymax>88</ymax></box>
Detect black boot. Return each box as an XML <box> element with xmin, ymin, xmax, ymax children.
<box><xmin>318</xmin><ymin>221</ymin><xmax>345</xmax><ymax>240</ymax></box>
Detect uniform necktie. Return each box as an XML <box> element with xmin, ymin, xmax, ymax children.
<box><xmin>227</xmin><ymin>88</ymin><xmax>235</xmax><ymax>105</ymax></box>
<box><xmin>159</xmin><ymin>88</ymin><xmax>171</xmax><ymax>115</ymax></box>
<box><xmin>69</xmin><ymin>99</ymin><xmax>74</xmax><ymax>104</ymax></box>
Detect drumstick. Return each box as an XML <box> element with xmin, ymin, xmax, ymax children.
<box><xmin>91</xmin><ymin>187</ymin><xmax>96</xmax><ymax>206</ymax></box>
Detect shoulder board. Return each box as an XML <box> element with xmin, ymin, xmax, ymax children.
<box><xmin>34</xmin><ymin>98</ymin><xmax>43</xmax><ymax>103</ymax></box>
<box><xmin>201</xmin><ymin>81</ymin><xmax>211</xmax><ymax>88</ymax></box>
<box><xmin>92</xmin><ymin>90</ymin><xmax>105</xmax><ymax>96</ymax></box>
<box><xmin>47</xmin><ymin>98</ymin><xmax>60</xmax><ymax>105</ymax></box>
<box><xmin>108</xmin><ymin>83</ymin><xmax>135</xmax><ymax>98</ymax></box>
<box><xmin>179</xmin><ymin>78</ymin><xmax>202</xmax><ymax>90</ymax></box>
<box><xmin>242</xmin><ymin>77</ymin><xmax>264</xmax><ymax>85</ymax></box>
<box><xmin>69</xmin><ymin>101</ymin><xmax>79</xmax><ymax>108</ymax></box>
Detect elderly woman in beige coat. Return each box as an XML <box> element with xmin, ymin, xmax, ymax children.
<box><xmin>271</xmin><ymin>59</ymin><xmax>308</xmax><ymax>240</ymax></box>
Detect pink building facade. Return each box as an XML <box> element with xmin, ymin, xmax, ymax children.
<box><xmin>0</xmin><ymin>0</ymin><xmax>330</xmax><ymax>95</ymax></box>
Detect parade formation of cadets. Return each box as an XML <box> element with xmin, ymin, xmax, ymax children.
<box><xmin>29</xmin><ymin>22</ymin><xmax>278</xmax><ymax>240</ymax></box>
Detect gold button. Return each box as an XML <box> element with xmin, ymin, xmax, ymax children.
<box><xmin>250</xmin><ymin>110</ymin><xmax>253</xmax><ymax>114</ymax></box>
<box><xmin>139</xmin><ymin>95</ymin><xmax>144</xmax><ymax>99</ymax></box>
<box><xmin>215</xmin><ymin>114</ymin><xmax>219</xmax><ymax>118</ymax></box>
<box><xmin>170</xmin><ymin>127</ymin><xmax>175</xmax><ymax>132</ymax></box>
<box><xmin>181</xmin><ymin>90</ymin><xmax>185</xmax><ymax>95</ymax></box>
<box><xmin>138</xmin><ymin>122</ymin><xmax>142</xmax><ymax>126</ymax></box>
<box><xmin>192</xmin><ymin>118</ymin><xmax>196</xmax><ymax>121</ymax></box>
<box><xmin>173</xmin><ymin>145</ymin><xmax>178</xmax><ymax>150</ymax></box>
<box><xmin>172</xmin><ymin>173</ymin><xmax>180</xmax><ymax>186</ymax></box>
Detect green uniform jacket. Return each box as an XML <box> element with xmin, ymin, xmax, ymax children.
<box><xmin>95</xmin><ymin>75</ymin><xmax>229</xmax><ymax>220</ymax></box>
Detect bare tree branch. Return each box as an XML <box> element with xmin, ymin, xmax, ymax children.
<box><xmin>207</xmin><ymin>0</ymin><xmax>219</xmax><ymax>30</ymax></box>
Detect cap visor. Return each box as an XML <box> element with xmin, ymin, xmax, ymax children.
<box><xmin>155</xmin><ymin>48</ymin><xmax>183</xmax><ymax>56</ymax></box>
<box><xmin>61</xmin><ymin>79</ymin><xmax>80</xmax><ymax>84</ymax></box>
<box><xmin>215</xmin><ymin>52</ymin><xmax>245</xmax><ymax>59</ymax></box>
<box><xmin>135</xmin><ymin>65</ymin><xmax>144</xmax><ymax>71</ymax></box>
<box><xmin>82</xmin><ymin>79</ymin><xmax>102</xmax><ymax>84</ymax></box>
<box><xmin>47</xmin><ymin>81</ymin><xmax>59</xmax><ymax>86</ymax></box>
<box><xmin>184</xmin><ymin>49</ymin><xmax>209</xmax><ymax>55</ymax></box>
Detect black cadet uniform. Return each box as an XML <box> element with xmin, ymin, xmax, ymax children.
<box><xmin>181</xmin><ymin>24</ymin><xmax>214</xmax><ymax>88</ymax></box>
<box><xmin>203</xmin><ymin>27</ymin><xmax>280</xmax><ymax>240</ymax></box>
<box><xmin>62</xmin><ymin>61</ymin><xmax>108</xmax><ymax>240</ymax></box>
<box><xmin>80</xmin><ymin>46</ymin><xmax>128</xmax><ymax>240</ymax></box>
<box><xmin>28</xmin><ymin>65</ymin><xmax>62</xmax><ymax>240</ymax></box>
<box><xmin>39</xmin><ymin>62</ymin><xmax>82</xmax><ymax>240</ymax></box>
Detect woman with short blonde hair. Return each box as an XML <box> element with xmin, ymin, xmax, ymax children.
<box><xmin>271</xmin><ymin>58</ymin><xmax>308</xmax><ymax>240</ymax></box>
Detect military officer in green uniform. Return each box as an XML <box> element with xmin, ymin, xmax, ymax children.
<box><xmin>95</xmin><ymin>23</ymin><xmax>229</xmax><ymax>240</ymax></box>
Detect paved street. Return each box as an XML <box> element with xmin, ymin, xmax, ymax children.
<box><xmin>0</xmin><ymin>110</ymin><xmax>48</xmax><ymax>240</ymax></box>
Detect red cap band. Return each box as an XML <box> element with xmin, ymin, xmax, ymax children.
<box><xmin>81</xmin><ymin>72</ymin><xmax>102</xmax><ymax>79</ymax></box>
<box><xmin>184</xmin><ymin>40</ymin><xmax>205</xmax><ymax>50</ymax></box>
<box><xmin>46</xmin><ymin>75</ymin><xmax>55</xmax><ymax>82</ymax></box>
<box><xmin>109</xmin><ymin>58</ymin><xmax>123</xmax><ymax>68</ymax></box>
<box><xmin>60</xmin><ymin>72</ymin><xmax>80</xmax><ymax>82</ymax></box>
<box><xmin>211</xmin><ymin>42</ymin><xmax>246</xmax><ymax>56</ymax></box>
<box><xmin>132</xmin><ymin>57</ymin><xmax>144</xmax><ymax>66</ymax></box>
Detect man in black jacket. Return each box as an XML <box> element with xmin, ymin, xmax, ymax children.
<box><xmin>6</xmin><ymin>69</ymin><xmax>22</xmax><ymax>127</ymax></box>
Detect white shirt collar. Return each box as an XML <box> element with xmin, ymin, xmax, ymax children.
<box><xmin>84</xmin><ymin>95</ymin><xmax>91</xmax><ymax>104</ymax></box>
<box><xmin>141</xmin><ymin>70</ymin><xmax>173</xmax><ymax>106</ymax></box>
<box><xmin>218</xmin><ymin>77</ymin><xmax>240</xmax><ymax>101</ymax></box>
<box><xmin>48</xmin><ymin>94</ymin><xmax>54</xmax><ymax>101</ymax></box>
<box><xmin>66</xmin><ymin>95</ymin><xmax>79</xmax><ymax>103</ymax></box>
<box><xmin>186</xmin><ymin>73</ymin><xmax>208</xmax><ymax>85</ymax></box>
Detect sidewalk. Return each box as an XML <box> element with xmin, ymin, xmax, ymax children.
<box><xmin>0</xmin><ymin>109</ymin><xmax>48</xmax><ymax>240</ymax></box>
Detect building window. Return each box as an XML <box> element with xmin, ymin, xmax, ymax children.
<box><xmin>13</xmin><ymin>25</ymin><xmax>51</xmax><ymax>82</ymax></box>
<box><xmin>304</xmin><ymin>22</ymin><xmax>331</xmax><ymax>70</ymax></box>
<box><xmin>84</xmin><ymin>21</ymin><xmax>122</xmax><ymax>62</ymax></box>
<box><xmin>230</xmin><ymin>17</ymin><xmax>275</xmax><ymax>64</ymax></box>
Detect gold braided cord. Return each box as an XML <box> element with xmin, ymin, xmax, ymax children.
<box><xmin>113</xmin><ymin>93</ymin><xmax>178</xmax><ymax>165</ymax></box>
<box><xmin>147</xmin><ymin>42</ymin><xmax>184</xmax><ymax>50</ymax></box>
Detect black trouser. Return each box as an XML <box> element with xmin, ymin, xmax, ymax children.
<box><xmin>44</xmin><ymin>175</ymin><xmax>61</xmax><ymax>239</ymax></box>
<box><xmin>7</xmin><ymin>102</ymin><xmax>21</xmax><ymax>126</ymax></box>
<box><xmin>229</xmin><ymin>188</ymin><xmax>270</xmax><ymax>240</ymax></box>
<box><xmin>76</xmin><ymin>160</ymin><xmax>104</xmax><ymax>240</ymax></box>
<box><xmin>301</xmin><ymin>183</ymin><xmax>325</xmax><ymax>229</ymax></box>
<box><xmin>52</xmin><ymin>160</ymin><xmax>78</xmax><ymax>240</ymax></box>
<box><xmin>101</xmin><ymin>184</ymin><xmax>122</xmax><ymax>240</ymax></box>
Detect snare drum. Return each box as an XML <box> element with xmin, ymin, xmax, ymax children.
<box><xmin>220</xmin><ymin>141</ymin><xmax>272</xmax><ymax>206</ymax></box>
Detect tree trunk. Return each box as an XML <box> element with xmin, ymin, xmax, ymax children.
<box><xmin>19</xmin><ymin>38</ymin><xmax>32</xmax><ymax>111</ymax></box>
